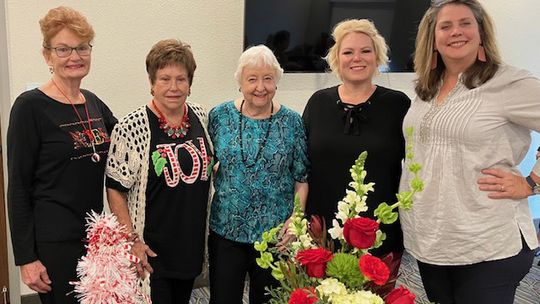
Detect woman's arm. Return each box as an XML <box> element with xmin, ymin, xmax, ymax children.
<box><xmin>7</xmin><ymin>96</ymin><xmax>53</xmax><ymax>293</ymax></box>
<box><xmin>107</xmin><ymin>188</ymin><xmax>156</xmax><ymax>278</ymax></box>
<box><xmin>295</xmin><ymin>181</ymin><xmax>309</xmax><ymax>211</ymax></box>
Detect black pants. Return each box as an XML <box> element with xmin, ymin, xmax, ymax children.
<box><xmin>417</xmin><ymin>244</ymin><xmax>534</xmax><ymax>304</ymax></box>
<box><xmin>36</xmin><ymin>240</ymin><xmax>86</xmax><ymax>304</ymax></box>
<box><xmin>208</xmin><ymin>231</ymin><xmax>279</xmax><ymax>304</ymax></box>
<box><xmin>149</xmin><ymin>276</ymin><xmax>194</xmax><ymax>304</ymax></box>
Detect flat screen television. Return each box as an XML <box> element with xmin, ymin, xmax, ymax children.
<box><xmin>244</xmin><ymin>0</ymin><xmax>431</xmax><ymax>73</ymax></box>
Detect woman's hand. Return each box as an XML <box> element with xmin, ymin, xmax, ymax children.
<box><xmin>131</xmin><ymin>241</ymin><xmax>157</xmax><ymax>279</ymax></box>
<box><xmin>276</xmin><ymin>217</ymin><xmax>295</xmax><ymax>251</ymax></box>
<box><xmin>477</xmin><ymin>168</ymin><xmax>532</xmax><ymax>199</ymax></box>
<box><xmin>20</xmin><ymin>260</ymin><xmax>52</xmax><ymax>293</ymax></box>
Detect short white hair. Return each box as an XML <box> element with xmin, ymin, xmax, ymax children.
<box><xmin>234</xmin><ymin>45</ymin><xmax>284</xmax><ymax>85</ymax></box>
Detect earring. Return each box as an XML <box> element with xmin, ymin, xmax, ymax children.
<box><xmin>150</xmin><ymin>89</ymin><xmax>154</xmax><ymax>96</ymax></box>
<box><xmin>238</xmin><ymin>88</ymin><xmax>241</xmax><ymax>92</ymax></box>
<box><xmin>48</xmin><ymin>66</ymin><xmax>54</xmax><ymax>74</ymax></box>
<box><xmin>431</xmin><ymin>50</ymin><xmax>438</xmax><ymax>70</ymax></box>
<box><xmin>477</xmin><ymin>45</ymin><xmax>486</xmax><ymax>62</ymax></box>
<box><xmin>275</xmin><ymin>86</ymin><xmax>278</xmax><ymax>90</ymax></box>
<box><xmin>188</xmin><ymin>88</ymin><xmax>191</xmax><ymax>96</ymax></box>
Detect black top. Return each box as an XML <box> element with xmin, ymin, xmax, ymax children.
<box><xmin>302</xmin><ymin>85</ymin><xmax>411</xmax><ymax>255</ymax></box>
<box><xmin>7</xmin><ymin>88</ymin><xmax>117</xmax><ymax>265</ymax></box>
<box><xmin>106</xmin><ymin>106</ymin><xmax>212</xmax><ymax>279</ymax></box>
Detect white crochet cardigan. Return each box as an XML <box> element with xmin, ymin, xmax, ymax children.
<box><xmin>106</xmin><ymin>102</ymin><xmax>213</xmax><ymax>298</ymax></box>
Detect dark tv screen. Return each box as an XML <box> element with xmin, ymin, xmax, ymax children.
<box><xmin>244</xmin><ymin>0</ymin><xmax>430</xmax><ymax>73</ymax></box>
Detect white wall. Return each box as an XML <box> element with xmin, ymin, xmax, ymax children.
<box><xmin>2</xmin><ymin>0</ymin><xmax>540</xmax><ymax>302</ymax></box>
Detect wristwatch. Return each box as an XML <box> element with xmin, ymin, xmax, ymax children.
<box><xmin>525</xmin><ymin>175</ymin><xmax>540</xmax><ymax>195</ymax></box>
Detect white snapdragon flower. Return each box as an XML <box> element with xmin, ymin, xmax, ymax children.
<box><xmin>336</xmin><ymin>201</ymin><xmax>350</xmax><ymax>222</ymax></box>
<box><xmin>359</xmin><ymin>182</ymin><xmax>375</xmax><ymax>194</ymax></box>
<box><xmin>343</xmin><ymin>190</ymin><xmax>358</xmax><ymax>205</ymax></box>
<box><xmin>299</xmin><ymin>234</ymin><xmax>314</xmax><ymax>248</ymax></box>
<box><xmin>355</xmin><ymin>196</ymin><xmax>368</xmax><ymax>213</ymax></box>
<box><xmin>328</xmin><ymin>219</ymin><xmax>343</xmax><ymax>240</ymax></box>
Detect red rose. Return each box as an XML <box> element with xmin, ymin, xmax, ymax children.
<box><xmin>288</xmin><ymin>287</ymin><xmax>318</xmax><ymax>304</ymax></box>
<box><xmin>295</xmin><ymin>248</ymin><xmax>333</xmax><ymax>278</ymax></box>
<box><xmin>359</xmin><ymin>254</ymin><xmax>390</xmax><ymax>286</ymax></box>
<box><xmin>343</xmin><ymin>217</ymin><xmax>379</xmax><ymax>249</ymax></box>
<box><xmin>385</xmin><ymin>285</ymin><xmax>415</xmax><ymax>304</ymax></box>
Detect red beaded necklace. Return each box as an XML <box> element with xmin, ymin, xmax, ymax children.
<box><xmin>151</xmin><ymin>99</ymin><xmax>190</xmax><ymax>139</ymax></box>
<box><xmin>52</xmin><ymin>79</ymin><xmax>101</xmax><ymax>163</ymax></box>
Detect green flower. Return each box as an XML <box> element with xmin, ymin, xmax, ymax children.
<box><xmin>325</xmin><ymin>253</ymin><xmax>365</xmax><ymax>289</ymax></box>
<box><xmin>256</xmin><ymin>252</ymin><xmax>274</xmax><ymax>269</ymax></box>
<box><xmin>373</xmin><ymin>203</ymin><xmax>398</xmax><ymax>225</ymax></box>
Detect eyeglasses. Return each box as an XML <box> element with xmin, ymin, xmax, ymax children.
<box><xmin>44</xmin><ymin>44</ymin><xmax>93</xmax><ymax>58</ymax></box>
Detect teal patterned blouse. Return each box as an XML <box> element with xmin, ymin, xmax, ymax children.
<box><xmin>208</xmin><ymin>101</ymin><xmax>309</xmax><ymax>243</ymax></box>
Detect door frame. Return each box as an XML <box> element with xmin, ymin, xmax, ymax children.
<box><xmin>1</xmin><ymin>0</ymin><xmax>21</xmax><ymax>303</ymax></box>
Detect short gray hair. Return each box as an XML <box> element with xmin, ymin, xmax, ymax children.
<box><xmin>234</xmin><ymin>45</ymin><xmax>284</xmax><ymax>85</ymax></box>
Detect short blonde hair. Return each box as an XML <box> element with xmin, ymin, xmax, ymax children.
<box><xmin>39</xmin><ymin>6</ymin><xmax>95</xmax><ymax>47</ymax></box>
<box><xmin>414</xmin><ymin>0</ymin><xmax>501</xmax><ymax>101</ymax></box>
<box><xmin>234</xmin><ymin>45</ymin><xmax>284</xmax><ymax>85</ymax></box>
<box><xmin>326</xmin><ymin>19</ymin><xmax>389</xmax><ymax>80</ymax></box>
<box><xmin>146</xmin><ymin>39</ymin><xmax>197</xmax><ymax>85</ymax></box>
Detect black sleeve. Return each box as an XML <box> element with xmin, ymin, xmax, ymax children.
<box><xmin>7</xmin><ymin>96</ymin><xmax>40</xmax><ymax>265</ymax></box>
<box><xmin>302</xmin><ymin>94</ymin><xmax>314</xmax><ymax>139</ymax></box>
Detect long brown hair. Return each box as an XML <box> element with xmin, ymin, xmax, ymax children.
<box><xmin>414</xmin><ymin>0</ymin><xmax>501</xmax><ymax>101</ymax></box>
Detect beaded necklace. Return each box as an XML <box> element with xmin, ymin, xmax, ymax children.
<box><xmin>52</xmin><ymin>79</ymin><xmax>101</xmax><ymax>163</ymax></box>
<box><xmin>239</xmin><ymin>100</ymin><xmax>274</xmax><ymax>168</ymax></box>
<box><xmin>152</xmin><ymin>99</ymin><xmax>190</xmax><ymax>139</ymax></box>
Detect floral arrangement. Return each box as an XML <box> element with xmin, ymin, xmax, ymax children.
<box><xmin>72</xmin><ymin>211</ymin><xmax>151</xmax><ymax>304</ymax></box>
<box><xmin>255</xmin><ymin>128</ymin><xmax>423</xmax><ymax>304</ymax></box>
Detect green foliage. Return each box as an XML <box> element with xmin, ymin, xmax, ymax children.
<box><xmin>151</xmin><ymin>150</ymin><xmax>167</xmax><ymax>176</ymax></box>
<box><xmin>383</xmin><ymin>127</ymin><xmax>424</xmax><ymax>215</ymax></box>
<box><xmin>325</xmin><ymin>253</ymin><xmax>365</xmax><ymax>289</ymax></box>
<box><xmin>371</xmin><ymin>230</ymin><xmax>386</xmax><ymax>249</ymax></box>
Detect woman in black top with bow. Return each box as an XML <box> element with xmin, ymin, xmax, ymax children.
<box><xmin>302</xmin><ymin>19</ymin><xmax>410</xmax><ymax>295</ymax></box>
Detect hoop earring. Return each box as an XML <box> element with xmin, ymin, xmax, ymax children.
<box><xmin>431</xmin><ymin>51</ymin><xmax>438</xmax><ymax>70</ymax></box>
<box><xmin>150</xmin><ymin>89</ymin><xmax>154</xmax><ymax>96</ymax></box>
<box><xmin>477</xmin><ymin>45</ymin><xmax>486</xmax><ymax>62</ymax></box>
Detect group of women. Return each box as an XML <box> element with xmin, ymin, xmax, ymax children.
<box><xmin>6</xmin><ymin>1</ymin><xmax>540</xmax><ymax>304</ymax></box>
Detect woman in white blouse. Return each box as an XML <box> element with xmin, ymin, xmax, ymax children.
<box><xmin>399</xmin><ymin>0</ymin><xmax>540</xmax><ymax>303</ymax></box>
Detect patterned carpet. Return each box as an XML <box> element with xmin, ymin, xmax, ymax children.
<box><xmin>189</xmin><ymin>252</ymin><xmax>540</xmax><ymax>304</ymax></box>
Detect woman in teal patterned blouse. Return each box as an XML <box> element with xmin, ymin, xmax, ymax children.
<box><xmin>208</xmin><ymin>45</ymin><xmax>309</xmax><ymax>304</ymax></box>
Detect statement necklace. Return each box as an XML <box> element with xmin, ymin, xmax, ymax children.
<box><xmin>52</xmin><ymin>79</ymin><xmax>101</xmax><ymax>163</ymax></box>
<box><xmin>152</xmin><ymin>99</ymin><xmax>190</xmax><ymax>139</ymax></box>
<box><xmin>239</xmin><ymin>100</ymin><xmax>274</xmax><ymax>168</ymax></box>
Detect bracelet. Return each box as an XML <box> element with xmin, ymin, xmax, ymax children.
<box><xmin>127</xmin><ymin>232</ymin><xmax>140</xmax><ymax>243</ymax></box>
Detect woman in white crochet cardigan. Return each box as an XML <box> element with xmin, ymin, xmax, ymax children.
<box><xmin>105</xmin><ymin>39</ymin><xmax>213</xmax><ymax>304</ymax></box>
